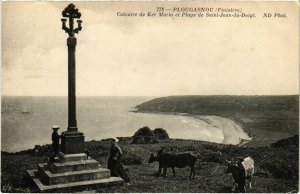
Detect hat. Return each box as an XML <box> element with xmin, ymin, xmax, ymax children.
<box><xmin>52</xmin><ymin>126</ymin><xmax>60</xmax><ymax>130</ymax></box>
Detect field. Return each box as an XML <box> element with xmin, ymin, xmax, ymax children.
<box><xmin>1</xmin><ymin>135</ymin><xmax>299</xmax><ymax>193</ymax></box>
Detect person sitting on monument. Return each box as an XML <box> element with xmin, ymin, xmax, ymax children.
<box><xmin>107</xmin><ymin>138</ymin><xmax>130</xmax><ymax>182</ymax></box>
<box><xmin>49</xmin><ymin>126</ymin><xmax>61</xmax><ymax>162</ymax></box>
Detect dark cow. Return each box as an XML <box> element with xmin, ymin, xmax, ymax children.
<box><xmin>148</xmin><ymin>151</ymin><xmax>197</xmax><ymax>179</ymax></box>
<box><xmin>224</xmin><ymin>157</ymin><xmax>254</xmax><ymax>193</ymax></box>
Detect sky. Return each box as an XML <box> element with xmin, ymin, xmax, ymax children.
<box><xmin>2</xmin><ymin>1</ymin><xmax>299</xmax><ymax>96</ymax></box>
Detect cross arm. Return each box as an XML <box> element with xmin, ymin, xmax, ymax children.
<box><xmin>61</xmin><ymin>18</ymin><xmax>71</xmax><ymax>34</ymax></box>
<box><xmin>73</xmin><ymin>20</ymin><xmax>82</xmax><ymax>34</ymax></box>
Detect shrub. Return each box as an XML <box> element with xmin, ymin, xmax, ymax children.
<box><xmin>261</xmin><ymin>160</ymin><xmax>298</xmax><ymax>179</ymax></box>
<box><xmin>133</xmin><ymin>126</ymin><xmax>155</xmax><ymax>137</ymax></box>
<box><xmin>271</xmin><ymin>135</ymin><xmax>299</xmax><ymax>149</ymax></box>
<box><xmin>132</xmin><ymin>126</ymin><xmax>158</xmax><ymax>144</ymax></box>
<box><xmin>259</xmin><ymin>135</ymin><xmax>299</xmax><ymax>180</ymax></box>
<box><xmin>153</xmin><ymin>128</ymin><xmax>169</xmax><ymax>139</ymax></box>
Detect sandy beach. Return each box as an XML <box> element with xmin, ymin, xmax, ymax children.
<box><xmin>134</xmin><ymin>109</ymin><xmax>252</xmax><ymax>145</ymax></box>
<box><xmin>194</xmin><ymin>115</ymin><xmax>251</xmax><ymax>145</ymax></box>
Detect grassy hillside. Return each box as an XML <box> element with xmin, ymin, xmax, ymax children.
<box><xmin>135</xmin><ymin>95</ymin><xmax>299</xmax><ymax>146</ymax></box>
<box><xmin>1</xmin><ymin>135</ymin><xmax>299</xmax><ymax>193</ymax></box>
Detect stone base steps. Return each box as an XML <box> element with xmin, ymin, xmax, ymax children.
<box><xmin>47</xmin><ymin>158</ymin><xmax>100</xmax><ymax>173</ymax></box>
<box><xmin>28</xmin><ymin>169</ymin><xmax>123</xmax><ymax>192</ymax></box>
<box><xmin>27</xmin><ymin>153</ymin><xmax>124</xmax><ymax>192</ymax></box>
<box><xmin>38</xmin><ymin>163</ymin><xmax>110</xmax><ymax>185</ymax></box>
<box><xmin>58</xmin><ymin>153</ymin><xmax>87</xmax><ymax>162</ymax></box>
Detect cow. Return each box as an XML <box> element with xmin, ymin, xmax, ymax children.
<box><xmin>224</xmin><ymin>156</ymin><xmax>254</xmax><ymax>193</ymax></box>
<box><xmin>148</xmin><ymin>151</ymin><xmax>197</xmax><ymax>179</ymax></box>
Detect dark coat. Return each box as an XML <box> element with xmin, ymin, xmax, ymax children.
<box><xmin>107</xmin><ymin>144</ymin><xmax>130</xmax><ymax>182</ymax></box>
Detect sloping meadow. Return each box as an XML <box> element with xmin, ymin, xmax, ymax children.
<box><xmin>1</xmin><ymin>135</ymin><xmax>298</xmax><ymax>192</ymax></box>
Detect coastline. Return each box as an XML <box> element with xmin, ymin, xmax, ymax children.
<box><xmin>193</xmin><ymin>115</ymin><xmax>251</xmax><ymax>145</ymax></box>
<box><xmin>132</xmin><ymin>110</ymin><xmax>252</xmax><ymax>146</ymax></box>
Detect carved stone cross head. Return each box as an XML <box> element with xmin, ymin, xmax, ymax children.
<box><xmin>61</xmin><ymin>4</ymin><xmax>82</xmax><ymax>37</ymax></box>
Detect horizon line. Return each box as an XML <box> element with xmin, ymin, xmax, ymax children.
<box><xmin>2</xmin><ymin>94</ymin><xmax>299</xmax><ymax>97</ymax></box>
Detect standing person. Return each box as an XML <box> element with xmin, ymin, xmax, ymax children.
<box><xmin>107</xmin><ymin>138</ymin><xmax>130</xmax><ymax>182</ymax></box>
<box><xmin>49</xmin><ymin>126</ymin><xmax>61</xmax><ymax>162</ymax></box>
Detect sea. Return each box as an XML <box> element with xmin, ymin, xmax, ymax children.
<box><xmin>1</xmin><ymin>96</ymin><xmax>250</xmax><ymax>153</ymax></box>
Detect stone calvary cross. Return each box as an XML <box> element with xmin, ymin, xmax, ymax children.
<box><xmin>60</xmin><ymin>3</ymin><xmax>84</xmax><ymax>154</ymax></box>
<box><xmin>27</xmin><ymin>4</ymin><xmax>124</xmax><ymax>191</ymax></box>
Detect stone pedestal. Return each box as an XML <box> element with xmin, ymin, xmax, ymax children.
<box><xmin>27</xmin><ymin>153</ymin><xmax>124</xmax><ymax>192</ymax></box>
<box><xmin>61</xmin><ymin>131</ymin><xmax>85</xmax><ymax>154</ymax></box>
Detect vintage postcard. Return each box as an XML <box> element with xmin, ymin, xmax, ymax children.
<box><xmin>1</xmin><ymin>1</ymin><xmax>299</xmax><ymax>193</ymax></box>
